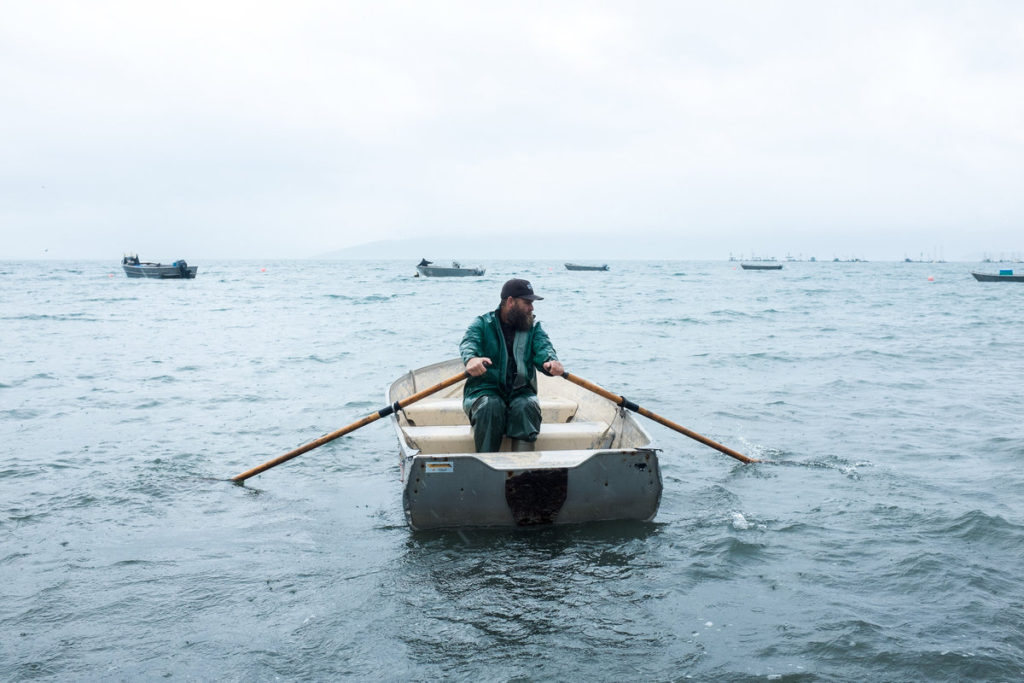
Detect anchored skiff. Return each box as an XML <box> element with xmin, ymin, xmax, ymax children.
<box><xmin>971</xmin><ymin>270</ymin><xmax>1024</xmax><ymax>282</ymax></box>
<box><xmin>121</xmin><ymin>254</ymin><xmax>197</xmax><ymax>279</ymax></box>
<box><xmin>415</xmin><ymin>261</ymin><xmax>485</xmax><ymax>277</ymax></box>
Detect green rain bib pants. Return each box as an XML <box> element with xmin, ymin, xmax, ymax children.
<box><xmin>465</xmin><ymin>392</ymin><xmax>542</xmax><ymax>453</ymax></box>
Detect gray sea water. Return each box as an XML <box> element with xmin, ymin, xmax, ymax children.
<box><xmin>2</xmin><ymin>259</ymin><xmax>1023</xmax><ymax>681</ymax></box>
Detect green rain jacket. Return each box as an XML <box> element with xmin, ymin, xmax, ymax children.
<box><xmin>459</xmin><ymin>309</ymin><xmax>558</xmax><ymax>404</ymax></box>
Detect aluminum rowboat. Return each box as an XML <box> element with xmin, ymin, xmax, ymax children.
<box><xmin>387</xmin><ymin>358</ymin><xmax>661</xmax><ymax>530</ymax></box>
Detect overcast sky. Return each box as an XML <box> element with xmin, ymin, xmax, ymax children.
<box><xmin>3</xmin><ymin>1</ymin><xmax>1023</xmax><ymax>260</ymax></box>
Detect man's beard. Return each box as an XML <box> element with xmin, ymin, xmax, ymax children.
<box><xmin>506</xmin><ymin>306</ymin><xmax>534</xmax><ymax>331</ymax></box>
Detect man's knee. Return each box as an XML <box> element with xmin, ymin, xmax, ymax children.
<box><xmin>506</xmin><ymin>394</ymin><xmax>541</xmax><ymax>441</ymax></box>
<box><xmin>467</xmin><ymin>394</ymin><xmax>508</xmax><ymax>453</ymax></box>
<box><xmin>509</xmin><ymin>394</ymin><xmax>541</xmax><ymax>420</ymax></box>
<box><xmin>521</xmin><ymin>395</ymin><xmax>541</xmax><ymax>421</ymax></box>
<box><xmin>469</xmin><ymin>394</ymin><xmax>506</xmax><ymax>425</ymax></box>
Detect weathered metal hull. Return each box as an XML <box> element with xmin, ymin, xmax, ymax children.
<box><xmin>741</xmin><ymin>263</ymin><xmax>782</xmax><ymax>270</ymax></box>
<box><xmin>564</xmin><ymin>263</ymin><xmax>609</xmax><ymax>271</ymax></box>
<box><xmin>388</xmin><ymin>359</ymin><xmax>662</xmax><ymax>530</ymax></box>
<box><xmin>972</xmin><ymin>271</ymin><xmax>1024</xmax><ymax>282</ymax></box>
<box><xmin>416</xmin><ymin>265</ymin><xmax>485</xmax><ymax>277</ymax></box>
<box><xmin>123</xmin><ymin>264</ymin><xmax>198</xmax><ymax>279</ymax></box>
<box><xmin>403</xmin><ymin>449</ymin><xmax>660</xmax><ymax>529</ymax></box>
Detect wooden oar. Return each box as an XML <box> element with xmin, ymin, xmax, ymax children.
<box><xmin>560</xmin><ymin>372</ymin><xmax>759</xmax><ymax>464</ymax></box>
<box><xmin>232</xmin><ymin>370</ymin><xmax>469</xmax><ymax>484</ymax></box>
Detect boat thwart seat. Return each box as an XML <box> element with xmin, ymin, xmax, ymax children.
<box><xmin>403</xmin><ymin>421</ymin><xmax>614</xmax><ymax>455</ymax></box>
<box><xmin>401</xmin><ymin>397</ymin><xmax>579</xmax><ymax>426</ymax></box>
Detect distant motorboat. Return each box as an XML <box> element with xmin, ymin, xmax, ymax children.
<box><xmin>564</xmin><ymin>263</ymin><xmax>609</xmax><ymax>271</ymax></box>
<box><xmin>741</xmin><ymin>263</ymin><xmax>783</xmax><ymax>270</ymax></box>
<box><xmin>415</xmin><ymin>259</ymin><xmax>485</xmax><ymax>277</ymax></box>
<box><xmin>121</xmin><ymin>254</ymin><xmax>197</xmax><ymax>279</ymax></box>
<box><xmin>971</xmin><ymin>270</ymin><xmax>1024</xmax><ymax>282</ymax></box>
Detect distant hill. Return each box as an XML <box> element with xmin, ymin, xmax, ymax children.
<box><xmin>316</xmin><ymin>233</ymin><xmax>682</xmax><ymax>260</ymax></box>
<box><xmin>314</xmin><ymin>235</ymin><xmax>978</xmax><ymax>262</ymax></box>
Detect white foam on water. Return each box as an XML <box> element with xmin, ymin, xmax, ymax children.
<box><xmin>732</xmin><ymin>512</ymin><xmax>751</xmax><ymax>530</ymax></box>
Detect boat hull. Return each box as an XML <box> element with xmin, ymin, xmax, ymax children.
<box><xmin>389</xmin><ymin>358</ymin><xmax>661</xmax><ymax>530</ymax></box>
<box><xmin>416</xmin><ymin>265</ymin><xmax>485</xmax><ymax>277</ymax></box>
<box><xmin>741</xmin><ymin>263</ymin><xmax>782</xmax><ymax>270</ymax></box>
<box><xmin>123</xmin><ymin>264</ymin><xmax>198</xmax><ymax>279</ymax></box>
<box><xmin>403</xmin><ymin>449</ymin><xmax>660</xmax><ymax>529</ymax></box>
<box><xmin>564</xmin><ymin>263</ymin><xmax>609</xmax><ymax>271</ymax></box>
<box><xmin>972</xmin><ymin>272</ymin><xmax>1024</xmax><ymax>282</ymax></box>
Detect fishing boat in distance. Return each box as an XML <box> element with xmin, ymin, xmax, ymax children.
<box><xmin>564</xmin><ymin>263</ymin><xmax>609</xmax><ymax>271</ymax></box>
<box><xmin>121</xmin><ymin>254</ymin><xmax>197</xmax><ymax>279</ymax></box>
<box><xmin>971</xmin><ymin>269</ymin><xmax>1024</xmax><ymax>282</ymax></box>
<box><xmin>387</xmin><ymin>358</ymin><xmax>661</xmax><ymax>530</ymax></box>
<box><xmin>741</xmin><ymin>263</ymin><xmax>783</xmax><ymax>270</ymax></box>
<box><xmin>415</xmin><ymin>259</ymin><xmax>485</xmax><ymax>277</ymax></box>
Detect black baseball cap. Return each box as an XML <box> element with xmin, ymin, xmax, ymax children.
<box><xmin>500</xmin><ymin>278</ymin><xmax>543</xmax><ymax>301</ymax></box>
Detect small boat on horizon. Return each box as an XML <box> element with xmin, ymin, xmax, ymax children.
<box><xmin>415</xmin><ymin>259</ymin><xmax>485</xmax><ymax>277</ymax></box>
<box><xmin>741</xmin><ymin>263</ymin><xmax>783</xmax><ymax>270</ymax></box>
<box><xmin>564</xmin><ymin>263</ymin><xmax>610</xmax><ymax>271</ymax></box>
<box><xmin>121</xmin><ymin>254</ymin><xmax>197</xmax><ymax>279</ymax></box>
<box><xmin>971</xmin><ymin>269</ymin><xmax>1024</xmax><ymax>282</ymax></box>
<box><xmin>387</xmin><ymin>358</ymin><xmax>661</xmax><ymax>530</ymax></box>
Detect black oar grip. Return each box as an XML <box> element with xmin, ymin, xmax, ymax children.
<box><xmin>377</xmin><ymin>401</ymin><xmax>402</xmax><ymax>418</ymax></box>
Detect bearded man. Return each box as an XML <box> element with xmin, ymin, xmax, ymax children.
<box><xmin>460</xmin><ymin>278</ymin><xmax>565</xmax><ymax>453</ymax></box>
